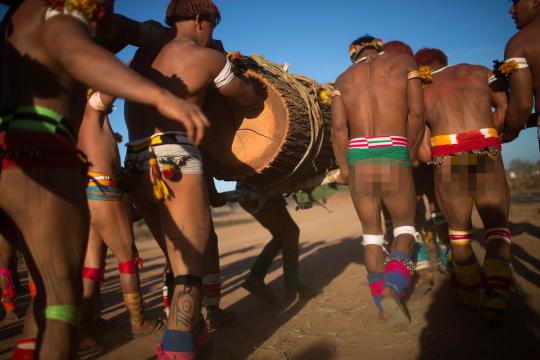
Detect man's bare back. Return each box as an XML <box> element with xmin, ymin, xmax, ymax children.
<box><xmin>423</xmin><ymin>64</ymin><xmax>498</xmax><ymax>136</ymax></box>
<box><xmin>127</xmin><ymin>40</ymin><xmax>225</xmax><ymax>139</ymax></box>
<box><xmin>335</xmin><ymin>52</ymin><xmax>416</xmax><ymax>139</ymax></box>
<box><xmin>332</xmin><ymin>36</ymin><xmax>424</xmax><ymax>325</ymax></box>
<box><xmin>2</xmin><ymin>0</ymin><xmax>87</xmax><ymax>129</ymax></box>
<box><xmin>415</xmin><ymin>48</ymin><xmax>511</xmax><ymax>320</ymax></box>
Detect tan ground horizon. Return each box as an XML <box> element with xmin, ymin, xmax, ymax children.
<box><xmin>1</xmin><ymin>192</ymin><xmax>539</xmax><ymax>359</ymax></box>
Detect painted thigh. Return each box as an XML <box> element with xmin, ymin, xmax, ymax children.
<box><xmin>159</xmin><ymin>173</ymin><xmax>210</xmax><ymax>277</ymax></box>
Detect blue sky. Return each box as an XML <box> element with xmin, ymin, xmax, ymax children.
<box><xmin>1</xmin><ymin>1</ymin><xmax>538</xmax><ymax>190</ymax></box>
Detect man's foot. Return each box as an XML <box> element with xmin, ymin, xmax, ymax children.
<box><xmin>1</xmin><ymin>310</ymin><xmax>19</xmax><ymax>323</ymax></box>
<box><xmin>285</xmin><ymin>284</ymin><xmax>321</xmax><ymax>301</ymax></box>
<box><xmin>378</xmin><ymin>309</ymin><xmax>388</xmax><ymax>321</ymax></box>
<box><xmin>298</xmin><ymin>284</ymin><xmax>322</xmax><ymax>299</ymax></box>
<box><xmin>241</xmin><ymin>277</ymin><xmax>279</xmax><ymax>305</ymax></box>
<box><xmin>131</xmin><ymin>317</ymin><xmax>165</xmax><ymax>338</ymax></box>
<box><xmin>480</xmin><ymin>289</ymin><xmax>509</xmax><ymax>323</ymax></box>
<box><xmin>205</xmin><ymin>307</ymin><xmax>237</xmax><ymax>330</ymax></box>
<box><xmin>78</xmin><ymin>333</ymin><xmax>102</xmax><ymax>357</ymax></box>
<box><xmin>411</xmin><ymin>269</ymin><xmax>434</xmax><ymax>299</ymax></box>
<box><xmin>380</xmin><ymin>287</ymin><xmax>410</xmax><ymax>325</ymax></box>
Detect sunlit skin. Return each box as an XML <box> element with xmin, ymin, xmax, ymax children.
<box><xmin>77</xmin><ymin>94</ymin><xmax>162</xmax><ymax>351</ymax></box>
<box><xmin>125</xmin><ymin>12</ymin><xmax>260</xmax><ymax>336</ymax></box>
<box><xmin>503</xmin><ymin>0</ymin><xmax>539</xmax><ymax>142</ymax></box>
<box><xmin>332</xmin><ymin>46</ymin><xmax>424</xmax><ymax>315</ymax></box>
<box><xmin>417</xmin><ymin>61</ymin><xmax>510</xmax><ymax>266</ymax></box>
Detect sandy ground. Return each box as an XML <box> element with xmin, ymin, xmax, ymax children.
<box><xmin>1</xmin><ymin>192</ymin><xmax>539</xmax><ymax>359</ymax></box>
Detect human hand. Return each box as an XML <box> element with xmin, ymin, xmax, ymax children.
<box><xmin>336</xmin><ymin>168</ymin><xmax>349</xmax><ymax>184</ymax></box>
<box><xmin>501</xmin><ymin>131</ymin><xmax>519</xmax><ymax>143</ymax></box>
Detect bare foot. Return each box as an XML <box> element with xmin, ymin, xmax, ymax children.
<box><xmin>241</xmin><ymin>277</ymin><xmax>279</xmax><ymax>305</ymax></box>
<box><xmin>379</xmin><ymin>309</ymin><xmax>388</xmax><ymax>321</ymax></box>
<box><xmin>131</xmin><ymin>317</ymin><xmax>165</xmax><ymax>338</ymax></box>
<box><xmin>411</xmin><ymin>269</ymin><xmax>434</xmax><ymax>299</ymax></box>
<box><xmin>205</xmin><ymin>306</ymin><xmax>237</xmax><ymax>330</ymax></box>
<box><xmin>380</xmin><ymin>287</ymin><xmax>410</xmax><ymax>325</ymax></box>
<box><xmin>78</xmin><ymin>332</ymin><xmax>101</xmax><ymax>357</ymax></box>
<box><xmin>285</xmin><ymin>284</ymin><xmax>321</xmax><ymax>302</ymax></box>
<box><xmin>297</xmin><ymin>284</ymin><xmax>322</xmax><ymax>299</ymax></box>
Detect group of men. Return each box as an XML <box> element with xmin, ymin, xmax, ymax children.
<box><xmin>0</xmin><ymin>0</ymin><xmax>538</xmax><ymax>359</ymax></box>
<box><xmin>331</xmin><ymin>0</ymin><xmax>539</xmax><ymax>325</ymax></box>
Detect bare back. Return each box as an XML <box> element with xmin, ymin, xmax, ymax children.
<box><xmin>423</xmin><ymin>64</ymin><xmax>496</xmax><ymax>135</ymax></box>
<box><xmin>336</xmin><ymin>52</ymin><xmax>415</xmax><ymax>138</ymax></box>
<box><xmin>1</xmin><ymin>0</ymin><xmax>87</xmax><ymax>130</ymax></box>
<box><xmin>126</xmin><ymin>39</ymin><xmax>223</xmax><ymax>140</ymax></box>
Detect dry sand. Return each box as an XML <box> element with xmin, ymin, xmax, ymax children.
<box><xmin>1</xmin><ymin>192</ymin><xmax>539</xmax><ymax>359</ymax></box>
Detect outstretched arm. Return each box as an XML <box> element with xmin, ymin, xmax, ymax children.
<box><xmin>95</xmin><ymin>15</ymin><xmax>172</xmax><ymax>53</ymax></box>
<box><xmin>503</xmin><ymin>38</ymin><xmax>534</xmax><ymax>142</ymax></box>
<box><xmin>41</xmin><ymin>15</ymin><xmax>208</xmax><ymax>143</ymax></box>
<box><xmin>331</xmin><ymin>90</ymin><xmax>349</xmax><ymax>183</ymax></box>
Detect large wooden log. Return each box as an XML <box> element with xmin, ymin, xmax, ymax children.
<box><xmin>202</xmin><ymin>55</ymin><xmax>336</xmax><ymax>190</ymax></box>
<box><xmin>96</xmin><ymin>16</ymin><xmax>338</xmax><ymax>190</ymax></box>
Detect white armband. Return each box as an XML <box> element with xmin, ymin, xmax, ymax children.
<box><xmin>505</xmin><ymin>57</ymin><xmax>529</xmax><ymax>69</ymax></box>
<box><xmin>45</xmin><ymin>7</ymin><xmax>91</xmax><ymax>31</ymax></box>
<box><xmin>214</xmin><ymin>59</ymin><xmax>235</xmax><ymax>89</ymax></box>
<box><xmin>88</xmin><ymin>92</ymin><xmax>111</xmax><ymax>112</ymax></box>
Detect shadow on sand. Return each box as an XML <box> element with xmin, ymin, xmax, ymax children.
<box><xmin>77</xmin><ymin>235</ymin><xmax>363</xmax><ymax>359</ymax></box>
<box><xmin>418</xmin><ymin>222</ymin><xmax>540</xmax><ymax>359</ymax></box>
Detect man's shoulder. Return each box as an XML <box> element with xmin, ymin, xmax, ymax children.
<box><xmin>505</xmin><ymin>27</ymin><xmax>533</xmax><ymax>56</ymax></box>
<box><xmin>384</xmin><ymin>52</ymin><xmax>415</xmax><ymax>68</ymax></box>
<box><xmin>335</xmin><ymin>66</ymin><xmax>354</xmax><ymax>86</ymax></box>
<box><xmin>452</xmin><ymin>63</ymin><xmax>489</xmax><ymax>72</ymax></box>
<box><xmin>445</xmin><ymin>64</ymin><xmax>490</xmax><ymax>80</ymax></box>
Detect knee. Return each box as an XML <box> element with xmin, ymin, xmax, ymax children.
<box><xmin>276</xmin><ymin>222</ymin><xmax>300</xmax><ymax>241</ymax></box>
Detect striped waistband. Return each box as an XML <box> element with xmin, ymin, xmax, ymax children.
<box><xmin>87</xmin><ymin>171</ymin><xmax>117</xmax><ymax>187</ymax></box>
<box><xmin>126</xmin><ymin>131</ymin><xmax>191</xmax><ymax>153</ymax></box>
<box><xmin>431</xmin><ymin>128</ymin><xmax>498</xmax><ymax>147</ymax></box>
<box><xmin>0</xmin><ymin>106</ymin><xmax>74</xmax><ymax>142</ymax></box>
<box><xmin>348</xmin><ymin>136</ymin><xmax>408</xmax><ymax>149</ymax></box>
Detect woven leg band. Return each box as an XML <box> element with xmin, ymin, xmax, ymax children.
<box><xmin>367</xmin><ymin>272</ymin><xmax>384</xmax><ymax>309</ymax></box>
<box><xmin>124</xmin><ymin>292</ymin><xmax>144</xmax><ymax>327</ymax></box>
<box><xmin>82</xmin><ymin>267</ymin><xmax>104</xmax><ymax>283</ymax></box>
<box><xmin>485</xmin><ymin>228</ymin><xmax>512</xmax><ymax>245</ymax></box>
<box><xmin>119</xmin><ymin>257</ymin><xmax>143</xmax><ymax>274</ymax></box>
<box><xmin>449</xmin><ymin>229</ymin><xmax>472</xmax><ymax>246</ymax></box>
<box><xmin>45</xmin><ymin>304</ymin><xmax>80</xmax><ymax>326</ymax></box>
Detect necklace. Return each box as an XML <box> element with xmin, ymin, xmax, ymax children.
<box><xmin>354</xmin><ymin>51</ymin><xmax>385</xmax><ymax>64</ymax></box>
<box><xmin>431</xmin><ymin>65</ymin><xmax>451</xmax><ymax>75</ymax></box>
